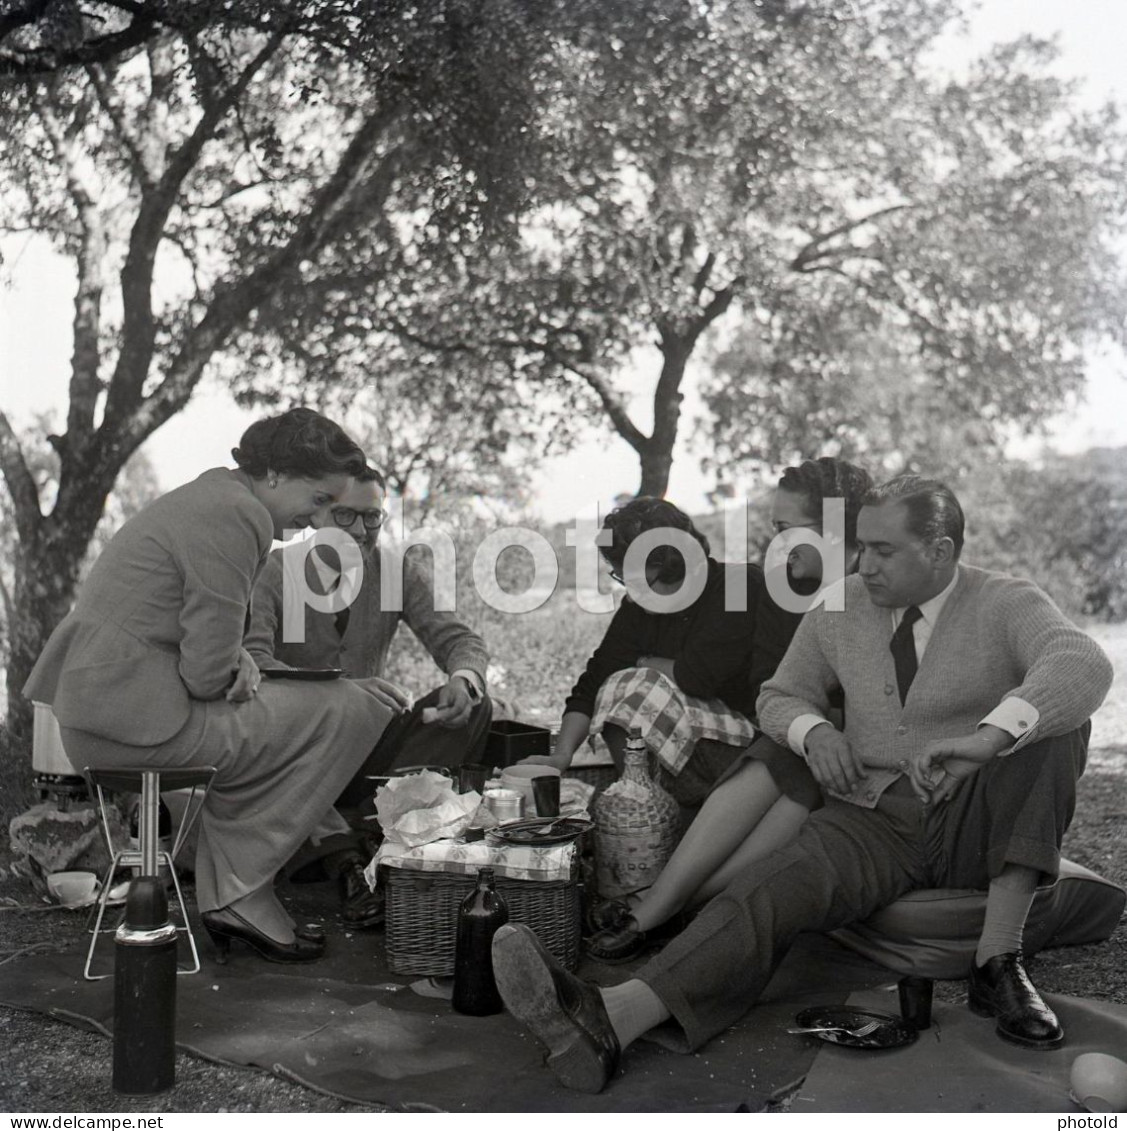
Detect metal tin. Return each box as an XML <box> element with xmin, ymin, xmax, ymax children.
<box><xmin>484</xmin><ymin>787</ymin><xmax>523</xmax><ymax>822</ymax></box>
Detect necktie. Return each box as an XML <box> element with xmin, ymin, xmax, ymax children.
<box><xmin>334</xmin><ymin>605</ymin><xmax>351</xmax><ymax>638</ymax></box>
<box><xmin>890</xmin><ymin>605</ymin><xmax>923</xmax><ymax>706</ymax></box>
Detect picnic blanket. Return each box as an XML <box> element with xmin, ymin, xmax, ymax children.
<box><xmin>0</xmin><ymin>875</ymin><xmax>891</xmax><ymax>1113</ymax></box>
<box><xmin>4</xmin><ymin>873</ymin><xmax>1125</xmax><ymax>1112</ymax></box>
<box><xmin>589</xmin><ymin>667</ymin><xmax>754</xmax><ymax>776</ymax></box>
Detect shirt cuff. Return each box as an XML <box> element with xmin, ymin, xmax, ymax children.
<box><xmin>451</xmin><ymin>669</ymin><xmax>485</xmax><ymax>700</ymax></box>
<box><xmin>980</xmin><ymin>697</ymin><xmax>1039</xmax><ymax>754</ymax></box>
<box><xmin>789</xmin><ymin>714</ymin><xmax>833</xmax><ymax>758</ymax></box>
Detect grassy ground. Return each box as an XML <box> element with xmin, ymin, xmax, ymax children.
<box><xmin>1</xmin><ymin>606</ymin><xmax>1124</xmax><ymax>1112</ymax></box>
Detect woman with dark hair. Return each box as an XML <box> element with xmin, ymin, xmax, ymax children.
<box><xmin>24</xmin><ymin>408</ymin><xmax>397</xmax><ymax>964</ymax></box>
<box><xmin>526</xmin><ymin>496</ymin><xmax>765</xmax><ymax>808</ymax></box>
<box><xmin>585</xmin><ymin>456</ymin><xmax>873</xmax><ymax>963</ymax></box>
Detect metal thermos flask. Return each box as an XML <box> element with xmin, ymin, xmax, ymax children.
<box><xmin>112</xmin><ymin>877</ymin><xmax>178</xmax><ymax>1094</ymax></box>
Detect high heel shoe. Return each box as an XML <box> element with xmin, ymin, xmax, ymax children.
<box><xmin>202</xmin><ymin>908</ymin><xmax>326</xmax><ymax>965</ymax></box>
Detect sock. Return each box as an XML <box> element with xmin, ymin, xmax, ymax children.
<box><xmin>975</xmin><ymin>866</ymin><xmax>1039</xmax><ymax>967</ymax></box>
<box><xmin>599</xmin><ymin>979</ymin><xmax>670</xmax><ymax>1049</ymax></box>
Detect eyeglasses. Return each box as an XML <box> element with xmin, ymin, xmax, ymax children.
<box><xmin>331</xmin><ymin>507</ymin><xmax>386</xmax><ymax>530</ymax></box>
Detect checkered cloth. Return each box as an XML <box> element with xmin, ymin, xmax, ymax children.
<box><xmin>588</xmin><ymin>666</ymin><xmax>755</xmax><ymax>777</ymax></box>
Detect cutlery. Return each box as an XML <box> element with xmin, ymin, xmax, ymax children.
<box><xmin>787</xmin><ymin>1019</ymin><xmax>882</xmax><ymax>1038</ymax></box>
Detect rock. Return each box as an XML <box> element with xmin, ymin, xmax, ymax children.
<box><xmin>8</xmin><ymin>802</ymin><xmax>123</xmax><ymax>877</ymax></box>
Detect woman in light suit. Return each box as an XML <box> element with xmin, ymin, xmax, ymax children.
<box><xmin>24</xmin><ymin>408</ymin><xmax>396</xmax><ymax>963</ymax></box>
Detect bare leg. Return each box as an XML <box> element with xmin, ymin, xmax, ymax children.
<box><xmin>690</xmin><ymin>795</ymin><xmax>810</xmax><ymax>906</ymax></box>
<box><xmin>627</xmin><ymin>760</ymin><xmax>788</xmax><ymax>933</ymax></box>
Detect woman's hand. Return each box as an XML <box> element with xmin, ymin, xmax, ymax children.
<box><xmin>226</xmin><ymin>648</ymin><xmax>261</xmax><ymax>702</ymax></box>
<box><xmin>355</xmin><ymin>676</ymin><xmax>413</xmax><ymax>714</ymax></box>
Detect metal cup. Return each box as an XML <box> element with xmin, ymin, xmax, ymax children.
<box><xmin>457</xmin><ymin>763</ymin><xmax>489</xmax><ymax>795</ymax></box>
<box><xmin>897</xmin><ymin>975</ymin><xmax>933</xmax><ymax>1030</ymax></box>
<box><xmin>484</xmin><ymin>788</ymin><xmax>522</xmax><ymax>822</ymax></box>
<box><xmin>531</xmin><ymin>775</ymin><xmax>561</xmax><ymax>818</ymax></box>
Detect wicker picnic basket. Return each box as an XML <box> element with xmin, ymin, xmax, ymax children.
<box><xmin>382</xmin><ymin>866</ymin><xmax>581</xmax><ymax>977</ymax></box>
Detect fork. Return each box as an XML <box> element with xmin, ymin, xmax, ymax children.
<box><xmin>786</xmin><ymin>1019</ymin><xmax>882</xmax><ymax>1038</ymax></box>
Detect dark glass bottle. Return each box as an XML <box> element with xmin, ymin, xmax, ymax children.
<box><xmin>452</xmin><ymin>867</ymin><xmax>509</xmax><ymax>1016</ymax></box>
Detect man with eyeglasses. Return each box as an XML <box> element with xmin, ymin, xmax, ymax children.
<box><xmin>245</xmin><ymin>466</ymin><xmax>491</xmax><ymax>928</ymax></box>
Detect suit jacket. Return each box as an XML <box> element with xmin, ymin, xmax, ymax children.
<box><xmin>756</xmin><ymin>564</ymin><xmax>1113</xmax><ymax>808</ymax></box>
<box><xmin>23</xmin><ymin>469</ymin><xmax>274</xmax><ymax>746</ymax></box>
<box><xmin>244</xmin><ymin>539</ymin><xmax>488</xmax><ymax>684</ymax></box>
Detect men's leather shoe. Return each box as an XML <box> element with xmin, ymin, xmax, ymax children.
<box><xmin>968</xmin><ymin>951</ymin><xmax>1064</xmax><ymax>1049</ymax></box>
<box><xmin>337</xmin><ymin>856</ymin><xmax>385</xmax><ymax>929</ymax></box>
<box><xmin>586</xmin><ymin>914</ymin><xmax>647</xmax><ymax>965</ymax></box>
<box><xmin>492</xmin><ymin>923</ymin><xmax>621</xmax><ymax>1093</ymax></box>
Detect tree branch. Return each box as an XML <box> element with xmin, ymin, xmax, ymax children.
<box><xmin>103</xmin><ymin>32</ymin><xmax>286</xmax><ymax>429</ymax></box>
<box><xmin>85</xmin><ymin>61</ymin><xmax>153</xmax><ymax>186</ymax></box>
<box><xmin>550</xmin><ymin>354</ymin><xmax>647</xmax><ymax>452</ymax></box>
<box><xmin>0</xmin><ymin>10</ymin><xmax>159</xmax><ymax>78</ymax></box>
<box><xmin>33</xmin><ymin>86</ymin><xmax>106</xmax><ymax>449</ymax></box>
<box><xmin>0</xmin><ymin>411</ymin><xmax>43</xmax><ymax>545</ymax></box>
<box><xmin>791</xmin><ymin>203</ymin><xmax>916</xmax><ymax>272</ymax></box>
<box><xmin>122</xmin><ymin>103</ymin><xmax>409</xmax><ymax>451</ymax></box>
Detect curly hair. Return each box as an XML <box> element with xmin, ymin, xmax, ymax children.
<box><xmin>778</xmin><ymin>457</ymin><xmax>873</xmax><ymax>547</ymax></box>
<box><xmin>231</xmin><ymin>408</ymin><xmax>367</xmax><ymax>481</ymax></box>
<box><xmin>863</xmin><ymin>475</ymin><xmax>965</xmax><ymax>559</ymax></box>
<box><xmin>599</xmin><ymin>496</ymin><xmax>711</xmax><ymax>585</ymax></box>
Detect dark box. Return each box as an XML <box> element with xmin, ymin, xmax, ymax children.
<box><xmin>485</xmin><ymin>720</ymin><xmax>551</xmax><ymax>768</ymax></box>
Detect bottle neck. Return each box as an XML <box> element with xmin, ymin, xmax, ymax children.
<box><xmin>622</xmin><ymin>740</ymin><xmax>650</xmax><ymax>785</ymax></box>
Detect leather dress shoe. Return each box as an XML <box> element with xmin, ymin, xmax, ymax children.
<box><xmin>338</xmin><ymin>856</ymin><xmax>385</xmax><ymax>929</ymax></box>
<box><xmin>586</xmin><ymin>911</ymin><xmax>647</xmax><ymax>965</ymax></box>
<box><xmin>492</xmin><ymin>923</ymin><xmax>621</xmax><ymax>1093</ymax></box>
<box><xmin>588</xmin><ymin>896</ymin><xmax>633</xmax><ymax>933</ymax></box>
<box><xmin>968</xmin><ymin>951</ymin><xmax>1064</xmax><ymax>1049</ymax></box>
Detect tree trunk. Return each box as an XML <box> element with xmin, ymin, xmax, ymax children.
<box><xmin>634</xmin><ymin>326</ymin><xmax>692</xmax><ymax>498</ymax></box>
<box><xmin>5</xmin><ymin>516</ymin><xmax>93</xmax><ymax>765</ymax></box>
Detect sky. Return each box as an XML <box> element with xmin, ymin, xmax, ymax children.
<box><xmin>2</xmin><ymin>0</ymin><xmax>1126</xmax><ymax>524</ymax></box>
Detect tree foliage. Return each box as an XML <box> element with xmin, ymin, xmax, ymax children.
<box><xmin>269</xmin><ymin>1</ymin><xmax>1126</xmax><ymax>497</ymax></box>
<box><xmin>0</xmin><ymin>0</ymin><xmax>623</xmax><ymax>743</ymax></box>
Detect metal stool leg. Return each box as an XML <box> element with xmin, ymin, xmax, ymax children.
<box><xmin>84</xmin><ymin>768</ymin><xmax>215</xmax><ymax>980</ymax></box>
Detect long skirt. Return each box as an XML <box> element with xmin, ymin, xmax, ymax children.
<box><xmin>60</xmin><ymin>679</ymin><xmax>392</xmax><ymax>911</ymax></box>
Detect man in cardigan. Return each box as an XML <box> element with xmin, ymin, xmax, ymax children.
<box><xmin>245</xmin><ymin>466</ymin><xmax>491</xmax><ymax>927</ymax></box>
<box><xmin>490</xmin><ymin>475</ymin><xmax>1113</xmax><ymax>1093</ymax></box>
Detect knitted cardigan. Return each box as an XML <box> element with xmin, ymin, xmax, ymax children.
<box><xmin>756</xmin><ymin>564</ymin><xmax>1113</xmax><ymax>808</ymax></box>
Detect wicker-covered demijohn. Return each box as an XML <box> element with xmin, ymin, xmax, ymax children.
<box><xmin>593</xmin><ymin>727</ymin><xmax>680</xmax><ymax>899</ymax></box>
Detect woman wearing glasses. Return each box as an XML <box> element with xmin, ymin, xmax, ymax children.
<box><xmin>584</xmin><ymin>456</ymin><xmax>873</xmax><ymax>962</ymax></box>
<box><xmin>24</xmin><ymin>409</ymin><xmax>397</xmax><ymax>964</ymax></box>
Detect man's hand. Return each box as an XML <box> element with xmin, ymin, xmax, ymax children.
<box><xmin>226</xmin><ymin>648</ymin><xmax>261</xmax><ymax>702</ymax></box>
<box><xmin>804</xmin><ymin>724</ymin><xmax>865</xmax><ymax>795</ymax></box>
<box><xmin>355</xmin><ymin>676</ymin><xmax>413</xmax><ymax>714</ymax></box>
<box><xmin>908</xmin><ymin>725</ymin><xmax>1012</xmax><ymax>804</ymax></box>
<box><xmin>422</xmin><ymin>676</ymin><xmax>475</xmax><ymax>729</ymax></box>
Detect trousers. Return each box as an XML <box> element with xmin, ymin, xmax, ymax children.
<box><xmin>636</xmin><ymin>724</ymin><xmax>1089</xmax><ymax>1051</ymax></box>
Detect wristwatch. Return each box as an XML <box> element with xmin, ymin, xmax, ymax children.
<box><xmin>455</xmin><ymin>674</ymin><xmax>482</xmax><ymax>703</ymax></box>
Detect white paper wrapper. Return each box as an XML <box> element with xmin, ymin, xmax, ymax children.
<box><xmin>374</xmin><ymin>770</ymin><xmax>481</xmax><ymax>847</ymax></box>
<box><xmin>601</xmin><ymin>778</ymin><xmax>650</xmax><ymax>802</ymax></box>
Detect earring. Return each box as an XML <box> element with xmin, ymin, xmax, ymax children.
<box><xmin>268</xmin><ymin>477</ymin><xmax>278</xmax><ymax>489</ymax></box>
